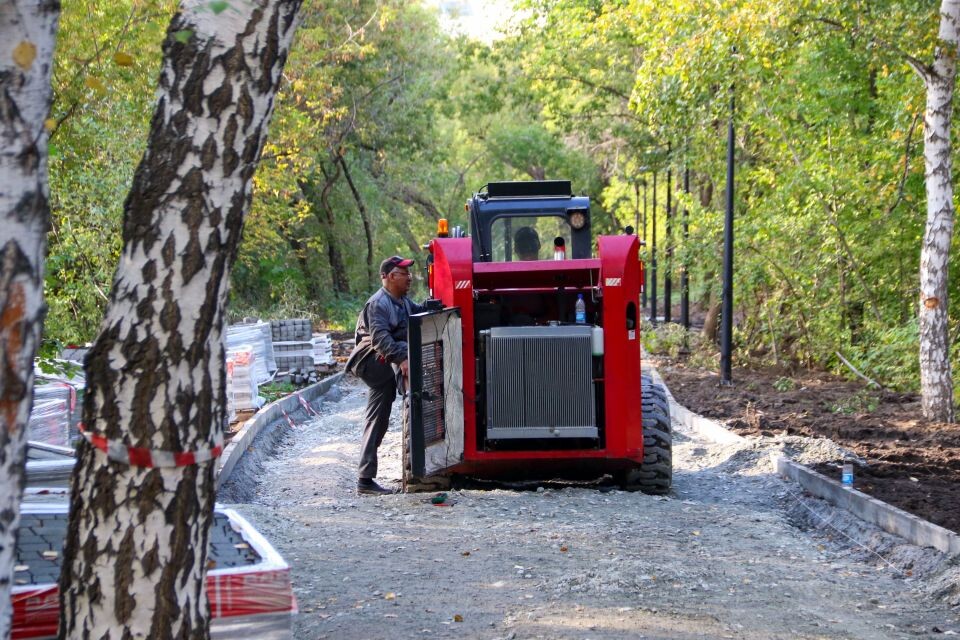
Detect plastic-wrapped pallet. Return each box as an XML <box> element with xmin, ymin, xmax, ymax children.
<box><xmin>30</xmin><ymin>381</ymin><xmax>79</xmax><ymax>447</ymax></box>
<box><xmin>59</xmin><ymin>345</ymin><xmax>89</xmax><ymax>363</ymax></box>
<box><xmin>225</xmin><ymin>359</ymin><xmax>237</xmax><ymax>423</ymax></box>
<box><xmin>311</xmin><ymin>333</ymin><xmax>334</xmax><ymax>365</ymax></box>
<box><xmin>252</xmin><ymin>321</ymin><xmax>277</xmax><ymax>373</ymax></box>
<box><xmin>226</xmin><ymin>346</ymin><xmax>259</xmax><ymax>411</ymax></box>
<box><xmin>225</xmin><ymin>324</ymin><xmax>273</xmax><ymax>384</ymax></box>
<box><xmin>27</xmin><ymin>397</ymin><xmax>71</xmax><ymax>449</ymax></box>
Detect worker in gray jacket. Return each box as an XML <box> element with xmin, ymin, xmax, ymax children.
<box><xmin>346</xmin><ymin>255</ymin><xmax>427</xmax><ymax>495</ymax></box>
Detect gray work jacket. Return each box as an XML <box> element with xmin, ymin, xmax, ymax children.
<box><xmin>346</xmin><ymin>288</ymin><xmax>427</xmax><ymax>374</ymax></box>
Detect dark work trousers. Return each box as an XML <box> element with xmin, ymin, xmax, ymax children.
<box><xmin>358</xmin><ymin>378</ymin><xmax>397</xmax><ymax>480</ymax></box>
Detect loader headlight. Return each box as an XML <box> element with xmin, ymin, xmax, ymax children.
<box><xmin>569</xmin><ymin>210</ymin><xmax>587</xmax><ymax>230</ymax></box>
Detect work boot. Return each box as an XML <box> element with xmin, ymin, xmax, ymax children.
<box><xmin>357</xmin><ymin>478</ymin><xmax>395</xmax><ymax>496</ymax></box>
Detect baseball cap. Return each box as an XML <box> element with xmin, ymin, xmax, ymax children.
<box><xmin>380</xmin><ymin>255</ymin><xmax>415</xmax><ymax>276</ymax></box>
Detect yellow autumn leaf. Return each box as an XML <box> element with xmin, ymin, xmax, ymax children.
<box><xmin>113</xmin><ymin>52</ymin><xmax>134</xmax><ymax>67</ymax></box>
<box><xmin>44</xmin><ymin>118</ymin><xmax>56</xmax><ymax>132</ymax></box>
<box><xmin>12</xmin><ymin>41</ymin><xmax>37</xmax><ymax>70</ymax></box>
<box><xmin>85</xmin><ymin>76</ymin><xmax>106</xmax><ymax>93</ymax></box>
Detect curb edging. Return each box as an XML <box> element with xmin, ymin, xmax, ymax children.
<box><xmin>776</xmin><ymin>456</ymin><xmax>960</xmax><ymax>555</ymax></box>
<box><xmin>644</xmin><ymin>364</ymin><xmax>746</xmax><ymax>445</ymax></box>
<box><xmin>216</xmin><ymin>372</ymin><xmax>344</xmax><ymax>490</ymax></box>
<box><xmin>646</xmin><ymin>361</ymin><xmax>960</xmax><ymax>556</ymax></box>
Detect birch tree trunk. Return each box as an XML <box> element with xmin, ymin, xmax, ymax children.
<box><xmin>918</xmin><ymin>0</ymin><xmax>960</xmax><ymax>423</ymax></box>
<box><xmin>0</xmin><ymin>2</ymin><xmax>59</xmax><ymax>636</ymax></box>
<box><xmin>58</xmin><ymin>1</ymin><xmax>301</xmax><ymax>637</ymax></box>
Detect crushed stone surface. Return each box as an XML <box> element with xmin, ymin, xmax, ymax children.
<box><xmin>223</xmin><ymin>378</ymin><xmax>960</xmax><ymax>639</ymax></box>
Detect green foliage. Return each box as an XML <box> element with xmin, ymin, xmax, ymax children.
<box><xmin>773</xmin><ymin>377</ymin><xmax>797</xmax><ymax>392</ymax></box>
<box><xmin>35</xmin><ymin>339</ymin><xmax>83</xmax><ymax>379</ymax></box>
<box><xmin>45</xmin><ymin>0</ymin><xmax>955</xmax><ymax>399</ymax></box>
<box><xmin>642</xmin><ymin>323</ymin><xmax>688</xmax><ymax>359</ymax></box>
<box><xmin>46</xmin><ymin>0</ymin><xmax>175</xmax><ymax>344</ymax></box>
<box><xmin>514</xmin><ymin>0</ymin><xmax>940</xmax><ymax>392</ymax></box>
<box><xmin>840</xmin><ymin>321</ymin><xmax>921</xmax><ymax>391</ymax></box>
<box><xmin>259</xmin><ymin>381</ymin><xmax>297</xmax><ymax>404</ymax></box>
<box><xmin>829</xmin><ymin>391</ymin><xmax>880</xmax><ymax>415</ymax></box>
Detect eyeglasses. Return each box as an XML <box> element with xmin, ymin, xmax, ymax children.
<box><xmin>389</xmin><ymin>269</ymin><xmax>411</xmax><ymax>278</ymax></box>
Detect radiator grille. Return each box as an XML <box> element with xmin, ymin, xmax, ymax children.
<box><xmin>420</xmin><ymin>340</ymin><xmax>445</xmax><ymax>445</ymax></box>
<box><xmin>486</xmin><ymin>326</ymin><xmax>596</xmax><ymax>439</ymax></box>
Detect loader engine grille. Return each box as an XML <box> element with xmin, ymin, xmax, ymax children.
<box><xmin>420</xmin><ymin>341</ymin><xmax>446</xmax><ymax>445</ymax></box>
<box><xmin>485</xmin><ymin>326</ymin><xmax>596</xmax><ymax>439</ymax></box>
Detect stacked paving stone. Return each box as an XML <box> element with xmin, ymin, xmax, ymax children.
<box><xmin>273</xmin><ymin>343</ymin><xmax>315</xmax><ymax>372</ymax></box>
<box><xmin>312</xmin><ymin>333</ymin><xmax>334</xmax><ymax>365</ymax></box>
<box><xmin>14</xmin><ymin>511</ymin><xmax>260</xmax><ymax>586</ymax></box>
<box><xmin>270</xmin><ymin>318</ymin><xmax>312</xmax><ymax>342</ymax></box>
<box><xmin>270</xmin><ymin>319</ymin><xmax>315</xmax><ymax>372</ymax></box>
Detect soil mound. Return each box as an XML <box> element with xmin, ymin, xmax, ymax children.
<box><xmin>654</xmin><ymin>357</ymin><xmax>960</xmax><ymax>533</ymax></box>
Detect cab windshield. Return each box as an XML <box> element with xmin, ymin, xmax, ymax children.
<box><xmin>490</xmin><ymin>215</ymin><xmax>572</xmax><ymax>262</ymax></box>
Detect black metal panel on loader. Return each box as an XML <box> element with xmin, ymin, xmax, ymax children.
<box><xmin>407</xmin><ymin>308</ymin><xmax>464</xmax><ymax>480</ymax></box>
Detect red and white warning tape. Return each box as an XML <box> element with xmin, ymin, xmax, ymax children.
<box><xmin>78</xmin><ymin>423</ymin><xmax>224</xmax><ymax>468</ymax></box>
<box><xmin>279</xmin><ymin>406</ymin><xmax>297</xmax><ymax>429</ymax></box>
<box><xmin>295</xmin><ymin>392</ymin><xmax>319</xmax><ymax>416</ymax></box>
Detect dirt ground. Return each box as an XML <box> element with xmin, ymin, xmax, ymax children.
<box><xmin>220</xmin><ymin>378</ymin><xmax>960</xmax><ymax>639</ymax></box>
<box><xmin>651</xmin><ymin>355</ymin><xmax>960</xmax><ymax>534</ymax></box>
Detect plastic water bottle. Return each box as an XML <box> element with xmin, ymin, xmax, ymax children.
<box><xmin>841</xmin><ymin>460</ymin><xmax>854</xmax><ymax>487</ymax></box>
<box><xmin>575</xmin><ymin>294</ymin><xmax>586</xmax><ymax>324</ymax></box>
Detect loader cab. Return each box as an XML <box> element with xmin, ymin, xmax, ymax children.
<box><xmin>468</xmin><ymin>181</ymin><xmax>593</xmax><ymax>262</ymax></box>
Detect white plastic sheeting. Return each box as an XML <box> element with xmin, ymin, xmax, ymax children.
<box><xmin>226</xmin><ymin>322</ymin><xmax>275</xmax><ymax>384</ymax></box>
<box><xmin>227</xmin><ymin>346</ymin><xmax>260</xmax><ymax>412</ymax></box>
<box><xmin>28</xmin><ymin>382</ymin><xmax>78</xmax><ymax>449</ymax></box>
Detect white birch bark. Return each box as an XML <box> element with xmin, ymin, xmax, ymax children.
<box><xmin>0</xmin><ymin>1</ymin><xmax>59</xmax><ymax>636</ymax></box>
<box><xmin>58</xmin><ymin>1</ymin><xmax>301</xmax><ymax>637</ymax></box>
<box><xmin>919</xmin><ymin>0</ymin><xmax>960</xmax><ymax>423</ymax></box>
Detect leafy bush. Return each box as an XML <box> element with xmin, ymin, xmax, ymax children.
<box><xmin>773</xmin><ymin>376</ymin><xmax>797</xmax><ymax>392</ymax></box>
<box><xmin>228</xmin><ymin>291</ymin><xmax>365</xmax><ymax>332</ymax></box>
<box><xmin>829</xmin><ymin>391</ymin><xmax>880</xmax><ymax>415</ymax></box>
<box><xmin>642</xmin><ymin>322</ymin><xmax>717</xmax><ymax>371</ymax></box>
<box><xmin>642</xmin><ymin>322</ymin><xmax>689</xmax><ymax>358</ymax></box>
<box><xmin>259</xmin><ymin>381</ymin><xmax>296</xmax><ymax>404</ymax></box>
<box><xmin>840</xmin><ymin>321</ymin><xmax>920</xmax><ymax>391</ymax></box>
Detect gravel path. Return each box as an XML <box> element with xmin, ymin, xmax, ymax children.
<box><xmin>223</xmin><ymin>379</ymin><xmax>960</xmax><ymax>639</ymax></box>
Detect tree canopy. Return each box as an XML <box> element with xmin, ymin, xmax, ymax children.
<box><xmin>47</xmin><ymin>0</ymin><xmax>960</xmax><ymax>395</ymax></box>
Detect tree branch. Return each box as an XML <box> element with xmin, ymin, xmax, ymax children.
<box><xmin>391</xmin><ymin>185</ymin><xmax>443</xmax><ymax>221</ymax></box>
<box><xmin>337</xmin><ymin>154</ymin><xmax>375</xmax><ymax>285</ymax></box>
<box><xmin>533</xmin><ymin>73</ymin><xmax>632</xmax><ymax>102</ymax></box>
<box><xmin>796</xmin><ymin>13</ymin><xmax>933</xmax><ymax>83</ymax></box>
<box><xmin>886</xmin><ymin>110</ymin><xmax>922</xmax><ymax>216</ymax></box>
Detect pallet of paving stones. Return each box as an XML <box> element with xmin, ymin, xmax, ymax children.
<box><xmin>269</xmin><ymin>318</ymin><xmax>312</xmax><ymax>343</ymax></box>
<box><xmin>11</xmin><ymin>503</ymin><xmax>297</xmax><ymax>640</ymax></box>
<box><xmin>272</xmin><ymin>340</ymin><xmax>314</xmax><ymax>372</ymax></box>
<box><xmin>311</xmin><ymin>333</ymin><xmax>335</xmax><ymax>365</ymax></box>
<box><xmin>274</xmin><ymin>354</ymin><xmax>315</xmax><ymax>372</ymax></box>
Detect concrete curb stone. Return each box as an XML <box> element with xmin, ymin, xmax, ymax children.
<box><xmin>216</xmin><ymin>372</ymin><xmax>344</xmax><ymax>490</ymax></box>
<box><xmin>776</xmin><ymin>456</ymin><xmax>960</xmax><ymax>555</ymax></box>
<box><xmin>644</xmin><ymin>364</ymin><xmax>746</xmax><ymax>445</ymax></box>
<box><xmin>645</xmin><ymin>360</ymin><xmax>960</xmax><ymax>556</ymax></box>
